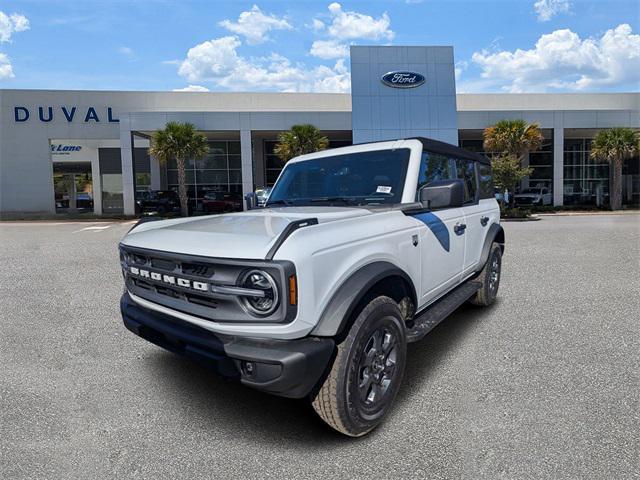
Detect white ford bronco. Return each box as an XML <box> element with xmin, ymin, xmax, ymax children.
<box><xmin>119</xmin><ymin>138</ymin><xmax>504</xmax><ymax>436</ymax></box>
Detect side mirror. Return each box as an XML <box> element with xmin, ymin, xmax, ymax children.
<box><xmin>420</xmin><ymin>179</ymin><xmax>464</xmax><ymax>209</ymax></box>
<box><xmin>244</xmin><ymin>192</ymin><xmax>258</xmax><ymax>210</ymax></box>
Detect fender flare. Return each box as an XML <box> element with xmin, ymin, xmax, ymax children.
<box><xmin>310</xmin><ymin>261</ymin><xmax>417</xmax><ymax>338</ymax></box>
<box><xmin>478</xmin><ymin>223</ymin><xmax>505</xmax><ymax>269</ymax></box>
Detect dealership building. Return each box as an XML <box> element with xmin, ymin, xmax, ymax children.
<box><xmin>1</xmin><ymin>45</ymin><xmax>638</xmax><ymax>216</ymax></box>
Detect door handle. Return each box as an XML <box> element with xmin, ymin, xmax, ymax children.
<box><xmin>480</xmin><ymin>216</ymin><xmax>489</xmax><ymax>226</ymax></box>
<box><xmin>454</xmin><ymin>223</ymin><xmax>467</xmax><ymax>235</ymax></box>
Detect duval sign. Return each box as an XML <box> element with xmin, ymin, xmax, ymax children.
<box><xmin>381</xmin><ymin>71</ymin><xmax>426</xmax><ymax>89</ymax></box>
<box><xmin>14</xmin><ymin>106</ymin><xmax>119</xmax><ymax>123</ymax></box>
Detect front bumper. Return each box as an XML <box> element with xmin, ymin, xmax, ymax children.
<box><xmin>121</xmin><ymin>292</ymin><xmax>335</xmax><ymax>399</ymax></box>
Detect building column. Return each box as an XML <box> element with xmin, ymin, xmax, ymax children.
<box><xmin>150</xmin><ymin>155</ymin><xmax>161</xmax><ymax>190</ymax></box>
<box><xmin>120</xmin><ymin>123</ymin><xmax>136</xmax><ymax>215</ymax></box>
<box><xmin>553</xmin><ymin>127</ymin><xmax>564</xmax><ymax>206</ymax></box>
<box><xmin>240</xmin><ymin>129</ymin><xmax>254</xmax><ymax>210</ymax></box>
<box><xmin>91</xmin><ymin>150</ymin><xmax>103</xmax><ymax>215</ymax></box>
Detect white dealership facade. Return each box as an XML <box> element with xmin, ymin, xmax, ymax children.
<box><xmin>1</xmin><ymin>46</ymin><xmax>638</xmax><ymax>216</ymax></box>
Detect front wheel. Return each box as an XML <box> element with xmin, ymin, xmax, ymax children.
<box><xmin>469</xmin><ymin>242</ymin><xmax>502</xmax><ymax>306</ymax></box>
<box><xmin>311</xmin><ymin>296</ymin><xmax>407</xmax><ymax>437</ymax></box>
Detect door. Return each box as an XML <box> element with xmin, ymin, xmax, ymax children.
<box><xmin>454</xmin><ymin>158</ymin><xmax>486</xmax><ymax>275</ymax></box>
<box><xmin>411</xmin><ymin>150</ymin><xmax>466</xmax><ymax>307</ymax></box>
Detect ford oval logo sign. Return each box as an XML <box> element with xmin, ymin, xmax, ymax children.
<box><xmin>381</xmin><ymin>71</ymin><xmax>425</xmax><ymax>89</ymax></box>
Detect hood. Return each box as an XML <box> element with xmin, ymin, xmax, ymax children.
<box><xmin>121</xmin><ymin>207</ymin><xmax>372</xmax><ymax>259</ymax></box>
<box><xmin>515</xmin><ymin>193</ymin><xmax>540</xmax><ymax>198</ymax></box>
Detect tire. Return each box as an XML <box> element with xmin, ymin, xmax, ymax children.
<box><xmin>469</xmin><ymin>242</ymin><xmax>502</xmax><ymax>306</ymax></box>
<box><xmin>311</xmin><ymin>296</ymin><xmax>407</xmax><ymax>437</ymax></box>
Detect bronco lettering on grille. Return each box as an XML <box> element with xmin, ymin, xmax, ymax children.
<box><xmin>129</xmin><ymin>266</ymin><xmax>209</xmax><ymax>292</ymax></box>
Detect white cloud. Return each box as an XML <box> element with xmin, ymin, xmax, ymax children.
<box><xmin>310</xmin><ymin>39</ymin><xmax>349</xmax><ymax>59</ymax></box>
<box><xmin>177</xmin><ymin>35</ymin><xmax>350</xmax><ymax>93</ymax></box>
<box><xmin>308</xmin><ymin>3</ymin><xmax>394</xmax><ymax>59</ymax></box>
<box><xmin>173</xmin><ymin>85</ymin><xmax>210</xmax><ymax>92</ymax></box>
<box><xmin>0</xmin><ymin>52</ymin><xmax>14</xmax><ymax>79</ymax></box>
<box><xmin>0</xmin><ymin>11</ymin><xmax>29</xmax><ymax>43</ymax></box>
<box><xmin>471</xmin><ymin>24</ymin><xmax>640</xmax><ymax>92</ymax></box>
<box><xmin>178</xmin><ymin>36</ymin><xmax>243</xmax><ymax>82</ymax></box>
<box><xmin>219</xmin><ymin>5</ymin><xmax>291</xmax><ymax>45</ymax></box>
<box><xmin>533</xmin><ymin>0</ymin><xmax>571</xmax><ymax>22</ymax></box>
<box><xmin>118</xmin><ymin>46</ymin><xmax>134</xmax><ymax>56</ymax></box>
<box><xmin>311</xmin><ymin>18</ymin><xmax>325</xmax><ymax>32</ymax></box>
<box><xmin>325</xmin><ymin>3</ymin><xmax>393</xmax><ymax>41</ymax></box>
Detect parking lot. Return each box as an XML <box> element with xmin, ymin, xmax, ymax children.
<box><xmin>1</xmin><ymin>214</ymin><xmax>638</xmax><ymax>479</ymax></box>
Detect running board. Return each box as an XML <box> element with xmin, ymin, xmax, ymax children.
<box><xmin>406</xmin><ymin>281</ymin><xmax>481</xmax><ymax>343</ymax></box>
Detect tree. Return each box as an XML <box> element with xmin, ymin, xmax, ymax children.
<box><xmin>149</xmin><ymin>122</ymin><xmax>209</xmax><ymax>217</ymax></box>
<box><xmin>483</xmin><ymin>119</ymin><xmax>544</xmax><ymax>207</ymax></box>
<box><xmin>274</xmin><ymin>124</ymin><xmax>329</xmax><ymax>163</ymax></box>
<box><xmin>590</xmin><ymin>127</ymin><xmax>639</xmax><ymax>211</ymax></box>
<box><xmin>483</xmin><ymin>119</ymin><xmax>544</xmax><ymax>162</ymax></box>
<box><xmin>491</xmin><ymin>155</ymin><xmax>533</xmax><ymax>206</ymax></box>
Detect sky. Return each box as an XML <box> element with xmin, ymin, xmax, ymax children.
<box><xmin>0</xmin><ymin>0</ymin><xmax>638</xmax><ymax>93</ymax></box>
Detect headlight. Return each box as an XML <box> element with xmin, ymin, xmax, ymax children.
<box><xmin>239</xmin><ymin>269</ymin><xmax>279</xmax><ymax>316</ymax></box>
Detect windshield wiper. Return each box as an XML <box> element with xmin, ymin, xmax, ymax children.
<box><xmin>309</xmin><ymin>197</ymin><xmax>363</xmax><ymax>205</ymax></box>
<box><xmin>265</xmin><ymin>199</ymin><xmax>294</xmax><ymax>207</ymax></box>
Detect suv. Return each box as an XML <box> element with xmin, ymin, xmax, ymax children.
<box><xmin>514</xmin><ymin>187</ymin><xmax>552</xmax><ymax>206</ymax></box>
<box><xmin>119</xmin><ymin>138</ymin><xmax>504</xmax><ymax>437</ymax></box>
<box><xmin>136</xmin><ymin>190</ymin><xmax>180</xmax><ymax>215</ymax></box>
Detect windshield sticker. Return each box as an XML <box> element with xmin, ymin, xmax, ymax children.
<box><xmin>376</xmin><ymin>186</ymin><xmax>392</xmax><ymax>194</ymax></box>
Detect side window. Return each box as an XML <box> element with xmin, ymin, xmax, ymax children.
<box><xmin>454</xmin><ymin>158</ymin><xmax>477</xmax><ymax>203</ymax></box>
<box><xmin>478</xmin><ymin>163</ymin><xmax>494</xmax><ymax>199</ymax></box>
<box><xmin>417</xmin><ymin>151</ymin><xmax>454</xmax><ymax>193</ymax></box>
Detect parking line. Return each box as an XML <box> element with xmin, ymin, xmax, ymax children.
<box><xmin>72</xmin><ymin>224</ymin><xmax>113</xmax><ymax>233</ymax></box>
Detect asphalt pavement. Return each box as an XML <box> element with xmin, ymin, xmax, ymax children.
<box><xmin>1</xmin><ymin>215</ymin><xmax>638</xmax><ymax>479</ymax></box>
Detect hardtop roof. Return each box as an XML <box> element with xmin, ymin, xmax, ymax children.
<box><xmin>406</xmin><ymin>137</ymin><xmax>491</xmax><ymax>165</ymax></box>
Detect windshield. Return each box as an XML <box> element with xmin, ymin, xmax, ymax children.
<box><xmin>266</xmin><ymin>148</ymin><xmax>410</xmax><ymax>207</ymax></box>
<box><xmin>520</xmin><ymin>188</ymin><xmax>540</xmax><ymax>194</ymax></box>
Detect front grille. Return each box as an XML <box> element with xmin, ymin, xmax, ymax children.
<box><xmin>119</xmin><ymin>244</ymin><xmax>295</xmax><ymax>324</ymax></box>
<box><xmin>122</xmin><ymin>248</ymin><xmax>222</xmax><ymax>312</ymax></box>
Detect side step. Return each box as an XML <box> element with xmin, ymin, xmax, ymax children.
<box><xmin>406</xmin><ymin>281</ymin><xmax>481</xmax><ymax>343</ymax></box>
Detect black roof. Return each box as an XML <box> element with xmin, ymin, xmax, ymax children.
<box><xmin>407</xmin><ymin>137</ymin><xmax>490</xmax><ymax>165</ymax></box>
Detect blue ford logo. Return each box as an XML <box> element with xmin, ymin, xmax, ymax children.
<box><xmin>381</xmin><ymin>71</ymin><xmax>425</xmax><ymax>89</ymax></box>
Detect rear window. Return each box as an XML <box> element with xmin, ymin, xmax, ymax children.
<box><xmin>478</xmin><ymin>163</ymin><xmax>494</xmax><ymax>199</ymax></box>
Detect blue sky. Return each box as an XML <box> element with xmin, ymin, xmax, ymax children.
<box><xmin>0</xmin><ymin>0</ymin><xmax>638</xmax><ymax>93</ymax></box>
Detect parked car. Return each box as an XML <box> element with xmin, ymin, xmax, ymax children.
<box><xmin>201</xmin><ymin>191</ymin><xmax>243</xmax><ymax>213</ymax></box>
<box><xmin>76</xmin><ymin>192</ymin><xmax>94</xmax><ymax>209</ymax></box>
<box><xmin>120</xmin><ymin>138</ymin><xmax>504</xmax><ymax>437</ymax></box>
<box><xmin>255</xmin><ymin>186</ymin><xmax>272</xmax><ymax>207</ymax></box>
<box><xmin>514</xmin><ymin>187</ymin><xmax>552</xmax><ymax>206</ymax></box>
<box><xmin>136</xmin><ymin>190</ymin><xmax>180</xmax><ymax>214</ymax></box>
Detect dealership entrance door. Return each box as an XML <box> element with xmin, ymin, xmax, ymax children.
<box><xmin>52</xmin><ymin>162</ymin><xmax>94</xmax><ymax>213</ymax></box>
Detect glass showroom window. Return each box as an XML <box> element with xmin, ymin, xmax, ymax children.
<box><xmin>528</xmin><ymin>134</ymin><xmax>553</xmax><ymax>192</ymax></box>
<box><xmin>564</xmin><ymin>138</ymin><xmax>609</xmax><ymax>206</ymax></box>
<box><xmin>461</xmin><ymin>132</ymin><xmax>554</xmax><ymax>194</ymax></box>
<box><xmin>166</xmin><ymin>141</ymin><xmax>242</xmax><ymax>209</ymax></box>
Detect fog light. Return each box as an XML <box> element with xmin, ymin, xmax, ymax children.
<box><xmin>242</xmin><ymin>361</ymin><xmax>255</xmax><ymax>375</ymax></box>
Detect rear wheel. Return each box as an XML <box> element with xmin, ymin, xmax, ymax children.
<box><xmin>470</xmin><ymin>242</ymin><xmax>502</xmax><ymax>306</ymax></box>
<box><xmin>311</xmin><ymin>296</ymin><xmax>406</xmax><ymax>437</ymax></box>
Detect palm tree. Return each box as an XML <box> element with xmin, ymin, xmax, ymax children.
<box><xmin>483</xmin><ymin>119</ymin><xmax>544</xmax><ymax>163</ymax></box>
<box><xmin>274</xmin><ymin>124</ymin><xmax>329</xmax><ymax>163</ymax></box>
<box><xmin>590</xmin><ymin>127</ymin><xmax>639</xmax><ymax>211</ymax></box>
<box><xmin>149</xmin><ymin>122</ymin><xmax>209</xmax><ymax>217</ymax></box>
<box><xmin>483</xmin><ymin>119</ymin><xmax>543</xmax><ymax>207</ymax></box>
